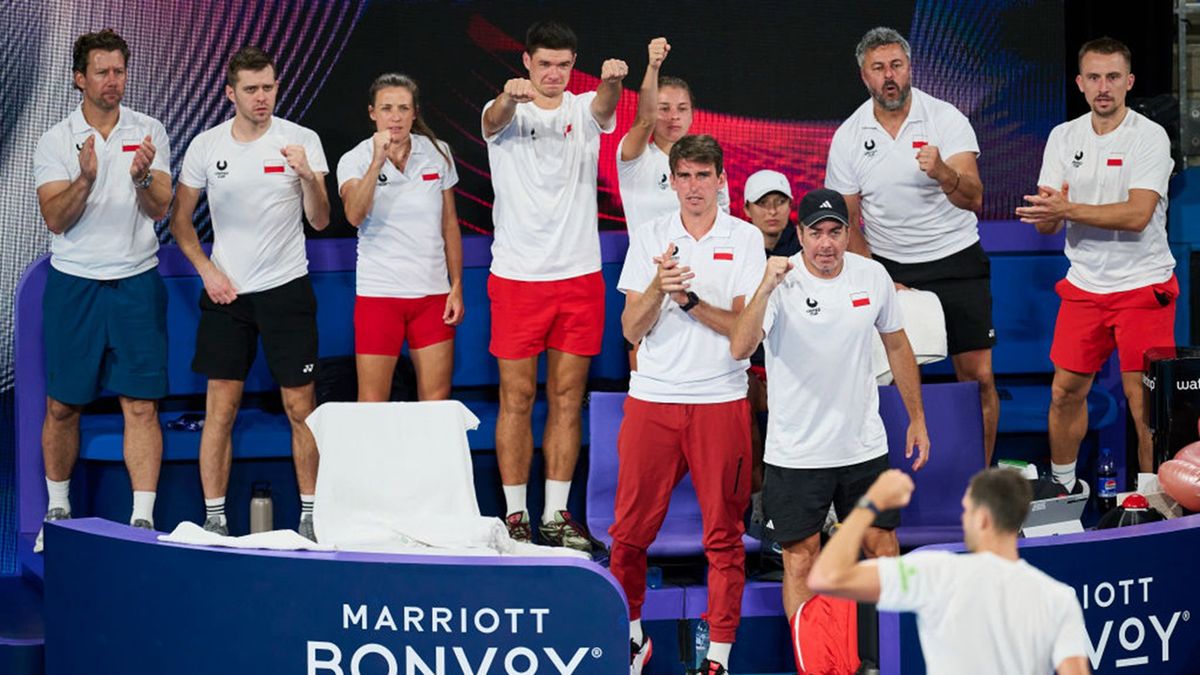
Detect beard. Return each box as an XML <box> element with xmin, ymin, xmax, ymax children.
<box><xmin>870</xmin><ymin>81</ymin><xmax>911</xmax><ymax>111</ymax></box>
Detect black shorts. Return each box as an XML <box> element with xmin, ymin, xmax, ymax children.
<box><xmin>875</xmin><ymin>241</ymin><xmax>996</xmax><ymax>355</ymax></box>
<box><xmin>762</xmin><ymin>455</ymin><xmax>899</xmax><ymax>544</ymax></box>
<box><xmin>192</xmin><ymin>275</ymin><xmax>318</xmax><ymax>387</ymax></box>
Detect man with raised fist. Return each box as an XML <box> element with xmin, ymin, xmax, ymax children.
<box><xmin>171</xmin><ymin>46</ymin><xmax>330</xmax><ymax>541</ymax></box>
<box><xmin>481</xmin><ymin>20</ymin><xmax>627</xmax><ymax>551</ymax></box>
<box><xmin>33</xmin><ymin>28</ymin><xmax>173</xmax><ymax>550</ymax></box>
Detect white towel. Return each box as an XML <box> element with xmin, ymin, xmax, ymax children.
<box><xmin>158</xmin><ymin>521</ymin><xmax>333</xmax><ymax>551</ymax></box>
<box><xmin>872</xmin><ymin>289</ymin><xmax>949</xmax><ymax>384</ymax></box>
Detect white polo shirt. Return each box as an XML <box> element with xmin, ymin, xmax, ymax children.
<box><xmin>483</xmin><ymin>91</ymin><xmax>613</xmax><ymax>281</ymax></box>
<box><xmin>337</xmin><ymin>134</ymin><xmax>458</xmax><ymax>298</ymax></box>
<box><xmin>825</xmin><ymin>88</ymin><xmax>981</xmax><ymax>263</ymax></box>
<box><xmin>762</xmin><ymin>252</ymin><xmax>902</xmax><ymax>469</ymax></box>
<box><xmin>617</xmin><ymin>210</ymin><xmax>765</xmax><ymax>403</ymax></box>
<box><xmin>1036</xmin><ymin>109</ymin><xmax>1174</xmax><ymax>294</ymax></box>
<box><xmin>180</xmin><ymin>116</ymin><xmax>329</xmax><ymax>294</ymax></box>
<box><xmin>877</xmin><ymin>551</ymin><xmax>1090</xmax><ymax>675</ymax></box>
<box><xmin>616</xmin><ymin>135</ymin><xmax>730</xmax><ymax>230</ymax></box>
<box><xmin>33</xmin><ymin>105</ymin><xmax>170</xmax><ymax>280</ymax></box>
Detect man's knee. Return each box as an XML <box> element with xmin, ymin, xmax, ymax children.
<box><xmin>281</xmin><ymin>386</ymin><xmax>316</xmax><ymax>427</ymax></box>
<box><xmin>781</xmin><ymin>536</ymin><xmax>820</xmax><ymax>580</ymax></box>
<box><xmin>121</xmin><ymin>398</ymin><xmax>159</xmax><ymax>426</ymax></box>
<box><xmin>499</xmin><ymin>379</ymin><xmax>537</xmax><ymax>415</ymax></box>
<box><xmin>1050</xmin><ymin>380</ymin><xmax>1089</xmax><ymax>411</ymax></box>
<box><xmin>46</xmin><ymin>398</ymin><xmax>83</xmax><ymax>425</ymax></box>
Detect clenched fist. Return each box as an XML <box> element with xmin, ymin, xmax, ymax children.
<box><xmin>281</xmin><ymin>145</ymin><xmax>314</xmax><ymax>180</ymax></box>
<box><xmin>503</xmin><ymin>78</ymin><xmax>537</xmax><ymax>103</ymax></box>
<box><xmin>601</xmin><ymin>59</ymin><xmax>629</xmax><ymax>83</ymax></box>
<box><xmin>648</xmin><ymin>38</ymin><xmax>670</xmax><ymax>69</ymax></box>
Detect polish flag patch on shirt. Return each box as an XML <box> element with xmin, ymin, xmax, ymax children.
<box><xmin>1107</xmin><ymin>156</ymin><xmax>1123</xmax><ymax>167</ymax></box>
<box><xmin>121</xmin><ymin>143</ymin><xmax>140</xmax><ymax>152</ymax></box>
<box><xmin>713</xmin><ymin>247</ymin><xmax>734</xmax><ymax>261</ymax></box>
<box><xmin>912</xmin><ymin>140</ymin><xmax>928</xmax><ymax>149</ymax></box>
<box><xmin>851</xmin><ymin>291</ymin><xmax>870</xmax><ymax>307</ymax></box>
<box><xmin>564</xmin><ymin>123</ymin><xmax>573</xmax><ymax>136</ymax></box>
<box><xmin>263</xmin><ymin>159</ymin><xmax>286</xmax><ymax>174</ymax></box>
<box><xmin>422</xmin><ymin>173</ymin><xmax>440</xmax><ymax>181</ymax></box>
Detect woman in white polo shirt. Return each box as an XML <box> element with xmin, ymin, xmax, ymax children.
<box><xmin>338</xmin><ymin>73</ymin><xmax>463</xmax><ymax>401</ymax></box>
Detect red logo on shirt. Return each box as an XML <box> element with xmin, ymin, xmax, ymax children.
<box><xmin>121</xmin><ymin>144</ymin><xmax>140</xmax><ymax>152</ymax></box>
<box><xmin>912</xmin><ymin>140</ymin><xmax>928</xmax><ymax>149</ymax></box>
<box><xmin>713</xmin><ymin>248</ymin><xmax>734</xmax><ymax>261</ymax></box>
<box><xmin>564</xmin><ymin>123</ymin><xmax>573</xmax><ymax>136</ymax></box>
<box><xmin>422</xmin><ymin>173</ymin><xmax>440</xmax><ymax>181</ymax></box>
<box><xmin>1107</xmin><ymin>157</ymin><xmax>1123</xmax><ymax>167</ymax></box>
<box><xmin>851</xmin><ymin>292</ymin><xmax>870</xmax><ymax>307</ymax></box>
<box><xmin>263</xmin><ymin>159</ymin><xmax>285</xmax><ymax>174</ymax></box>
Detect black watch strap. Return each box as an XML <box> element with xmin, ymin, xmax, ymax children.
<box><xmin>680</xmin><ymin>291</ymin><xmax>701</xmax><ymax>312</ymax></box>
<box><xmin>855</xmin><ymin>495</ymin><xmax>881</xmax><ymax>517</ymax></box>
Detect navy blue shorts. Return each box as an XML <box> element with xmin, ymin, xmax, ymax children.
<box><xmin>43</xmin><ymin>266</ymin><xmax>168</xmax><ymax>405</ymax></box>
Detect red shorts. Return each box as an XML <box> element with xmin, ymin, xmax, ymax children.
<box><xmin>354</xmin><ymin>294</ymin><xmax>454</xmax><ymax>355</ymax></box>
<box><xmin>1050</xmin><ymin>276</ymin><xmax>1177</xmax><ymax>373</ymax></box>
<box><xmin>488</xmin><ymin>272</ymin><xmax>605</xmax><ymax>359</ymax></box>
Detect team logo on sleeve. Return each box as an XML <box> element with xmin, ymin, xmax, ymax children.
<box><xmin>263</xmin><ymin>159</ymin><xmax>286</xmax><ymax>174</ymax></box>
<box><xmin>713</xmin><ymin>247</ymin><xmax>734</xmax><ymax>261</ymax></box>
<box><xmin>850</xmin><ymin>291</ymin><xmax>870</xmax><ymax>307</ymax></box>
<box><xmin>863</xmin><ymin>139</ymin><xmax>877</xmax><ymax>157</ymax></box>
<box><xmin>1072</xmin><ymin>151</ymin><xmax>1084</xmax><ymax>168</ymax></box>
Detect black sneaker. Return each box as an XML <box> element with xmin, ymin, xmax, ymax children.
<box><xmin>696</xmin><ymin>659</ymin><xmax>728</xmax><ymax>674</ymax></box>
<box><xmin>505</xmin><ymin>511</ymin><xmax>532</xmax><ymax>543</ymax></box>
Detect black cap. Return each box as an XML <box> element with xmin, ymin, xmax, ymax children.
<box><xmin>799</xmin><ymin>189</ymin><xmax>850</xmax><ymax>228</ymax></box>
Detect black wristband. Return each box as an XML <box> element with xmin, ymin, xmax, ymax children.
<box><xmin>854</xmin><ymin>495</ymin><xmax>881</xmax><ymax>517</ymax></box>
<box><xmin>680</xmin><ymin>291</ymin><xmax>700</xmax><ymax>312</ymax></box>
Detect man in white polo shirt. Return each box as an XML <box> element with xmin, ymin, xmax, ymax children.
<box><xmin>32</xmin><ymin>29</ymin><xmax>173</xmax><ymax>551</ymax></box>
<box><xmin>825</xmin><ymin>26</ymin><xmax>998</xmax><ymax>466</ymax></box>
<box><xmin>614</xmin><ymin>135</ymin><xmax>764</xmax><ymax>675</ymax></box>
<box><xmin>809</xmin><ymin>468</ymin><xmax>1091</xmax><ymax>675</ymax></box>
<box><xmin>1016</xmin><ymin>38</ymin><xmax>1176</xmax><ymax>484</ymax></box>
<box><xmin>170</xmin><ymin>46</ymin><xmax>330</xmax><ymax>540</ymax></box>
<box><xmin>617</xmin><ymin>36</ymin><xmax>730</xmax><ymax>230</ymax></box>
<box><xmin>730</xmin><ymin>188</ymin><xmax>929</xmax><ymax>674</ymax></box>
<box><xmin>481</xmin><ymin>20</ymin><xmax>627</xmax><ymax>550</ymax></box>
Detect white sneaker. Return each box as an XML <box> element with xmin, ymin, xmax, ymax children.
<box><xmin>630</xmin><ymin>635</ymin><xmax>652</xmax><ymax>674</ymax></box>
<box><xmin>33</xmin><ymin>507</ymin><xmax>71</xmax><ymax>554</ymax></box>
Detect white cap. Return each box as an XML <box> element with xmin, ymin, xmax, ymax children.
<box><xmin>743</xmin><ymin>170</ymin><xmax>793</xmax><ymax>203</ymax></box>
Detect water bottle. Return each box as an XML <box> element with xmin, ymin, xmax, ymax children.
<box><xmin>693</xmin><ymin>619</ymin><xmax>710</xmax><ymax>669</ymax></box>
<box><xmin>1096</xmin><ymin>448</ymin><xmax>1118</xmax><ymax>515</ymax></box>
<box><xmin>646</xmin><ymin>566</ymin><xmax>663</xmax><ymax>589</ymax></box>
<box><xmin>250</xmin><ymin>481</ymin><xmax>274</xmax><ymax>533</ymax></box>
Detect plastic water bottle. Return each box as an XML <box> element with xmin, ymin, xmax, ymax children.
<box><xmin>693</xmin><ymin>619</ymin><xmax>710</xmax><ymax>669</ymax></box>
<box><xmin>249</xmin><ymin>481</ymin><xmax>274</xmax><ymax>533</ymax></box>
<box><xmin>1097</xmin><ymin>448</ymin><xmax>1118</xmax><ymax>515</ymax></box>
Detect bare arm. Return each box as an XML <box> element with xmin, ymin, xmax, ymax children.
<box><xmin>441</xmin><ymin>189</ymin><xmax>465</xmax><ymax>325</ymax></box>
<box><xmin>301</xmin><ymin>172</ymin><xmax>330</xmax><ymax>231</ymax></box>
<box><xmin>169</xmin><ymin>183</ymin><xmax>237</xmax><ymax>304</ymax></box>
<box><xmin>620</xmin><ymin>38</ymin><xmax>668</xmax><ymax>162</ymax></box>
<box><xmin>340</xmin><ymin>132</ymin><xmax>389</xmax><ymax>227</ymax></box>
<box><xmin>1017</xmin><ymin>184</ymin><xmax>1159</xmax><ymax>233</ymax></box>
<box><xmin>1056</xmin><ymin>657</ymin><xmax>1091</xmax><ymax>675</ymax></box>
<box><xmin>591</xmin><ymin>59</ymin><xmax>628</xmax><ymax>130</ymax></box>
<box><xmin>688</xmin><ymin>296</ymin><xmax>744</xmax><ymax>338</ymax></box>
<box><xmin>808</xmin><ymin>469</ymin><xmax>914</xmax><ymax>602</ymax></box>
<box><xmin>37</xmin><ymin>135</ymin><xmax>97</xmax><ymax>235</ymax></box>
<box><xmin>881</xmin><ymin>329</ymin><xmax>929</xmax><ymax>470</ymax></box>
<box><xmin>483</xmin><ymin>79</ymin><xmax>536</xmax><ymax>138</ymax></box>
<box><xmin>730</xmin><ymin>256</ymin><xmax>792</xmax><ymax>359</ymax></box>
<box><xmin>939</xmin><ymin>151</ymin><xmax>983</xmax><ymax>213</ymax></box>
<box><xmin>129</xmin><ymin>134</ymin><xmax>172</xmax><ymax>220</ymax></box>
<box><xmin>843</xmin><ymin>193</ymin><xmax>871</xmax><ymax>257</ymax></box>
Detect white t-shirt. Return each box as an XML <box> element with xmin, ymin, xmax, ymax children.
<box><xmin>1036</xmin><ymin>109</ymin><xmax>1175</xmax><ymax>293</ymax></box>
<box><xmin>337</xmin><ymin>134</ymin><xmax>458</xmax><ymax>297</ymax></box>
<box><xmin>33</xmin><ymin>105</ymin><xmax>170</xmax><ymax>280</ymax></box>
<box><xmin>877</xmin><ymin>550</ymin><xmax>1090</xmax><ymax>675</ymax></box>
<box><xmin>179</xmin><ymin>116</ymin><xmax>329</xmax><ymax>294</ymax></box>
<box><xmin>616</xmin><ymin>134</ymin><xmax>730</xmax><ymax>231</ymax></box>
<box><xmin>617</xmin><ymin>210</ymin><xmax>765</xmax><ymax>403</ymax></box>
<box><xmin>483</xmin><ymin>91</ymin><xmax>613</xmax><ymax>281</ymax></box>
<box><xmin>762</xmin><ymin>253</ymin><xmax>903</xmax><ymax>468</ymax></box>
<box><xmin>825</xmin><ymin>88</ymin><xmax>981</xmax><ymax>263</ymax></box>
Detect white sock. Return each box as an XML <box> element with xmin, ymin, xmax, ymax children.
<box><xmin>706</xmin><ymin>641</ymin><xmax>732</xmax><ymax>668</ymax></box>
<box><xmin>300</xmin><ymin>494</ymin><xmax>315</xmax><ymax>519</ymax></box>
<box><xmin>131</xmin><ymin>491</ymin><xmax>156</xmax><ymax>525</ymax></box>
<box><xmin>205</xmin><ymin>497</ymin><xmax>227</xmax><ymax>526</ymax></box>
<box><xmin>503</xmin><ymin>484</ymin><xmax>527</xmax><ymax>518</ymax></box>
<box><xmin>543</xmin><ymin>479</ymin><xmax>571</xmax><ymax>523</ymax></box>
<box><xmin>1052</xmin><ymin>461</ymin><xmax>1077</xmax><ymax>491</ymax></box>
<box><xmin>46</xmin><ymin>478</ymin><xmax>71</xmax><ymax>513</ymax></box>
<box><xmin>630</xmin><ymin>619</ymin><xmax>644</xmax><ymax>644</ymax></box>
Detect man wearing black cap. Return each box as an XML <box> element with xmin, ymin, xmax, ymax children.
<box><xmin>731</xmin><ymin>188</ymin><xmax>929</xmax><ymax>673</ymax></box>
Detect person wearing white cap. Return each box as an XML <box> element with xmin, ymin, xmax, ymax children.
<box><xmin>825</xmin><ymin>26</ymin><xmax>997</xmax><ymax>466</ymax></box>
<box><xmin>742</xmin><ymin>169</ymin><xmax>802</xmax><ymax>532</ymax></box>
<box><xmin>617</xmin><ymin>37</ymin><xmax>730</xmax><ymax>232</ymax></box>
<box><xmin>731</xmin><ymin>187</ymin><xmax>929</xmax><ymax>674</ymax></box>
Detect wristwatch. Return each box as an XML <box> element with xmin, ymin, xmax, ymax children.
<box><xmin>133</xmin><ymin>171</ymin><xmax>153</xmax><ymax>190</ymax></box>
<box><xmin>680</xmin><ymin>291</ymin><xmax>701</xmax><ymax>313</ymax></box>
<box><xmin>854</xmin><ymin>495</ymin><xmax>881</xmax><ymax>517</ymax></box>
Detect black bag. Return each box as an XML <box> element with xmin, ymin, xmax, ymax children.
<box><xmin>314</xmin><ymin>355</ymin><xmax>417</xmax><ymax>404</ymax></box>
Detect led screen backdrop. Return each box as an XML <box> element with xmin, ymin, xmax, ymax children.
<box><xmin>0</xmin><ymin>0</ymin><xmax>1064</xmax><ymax>385</ymax></box>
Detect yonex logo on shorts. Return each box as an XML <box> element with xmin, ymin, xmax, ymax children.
<box><xmin>302</xmin><ymin>363</ymin><xmax>314</xmax><ymax>374</ymax></box>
